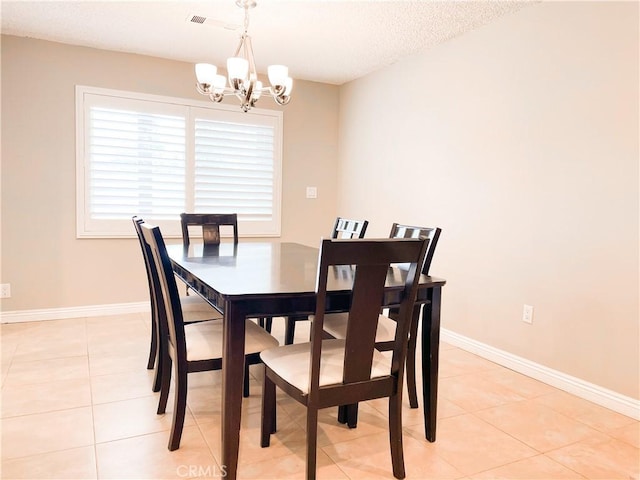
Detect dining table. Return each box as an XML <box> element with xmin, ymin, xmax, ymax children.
<box><xmin>167</xmin><ymin>240</ymin><xmax>446</xmax><ymax>480</ymax></box>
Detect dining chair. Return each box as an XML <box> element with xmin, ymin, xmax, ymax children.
<box><xmin>260</xmin><ymin>237</ymin><xmax>429</xmax><ymax>480</ymax></box>
<box><xmin>180</xmin><ymin>212</ymin><xmax>238</xmax><ymax>247</ymax></box>
<box><xmin>180</xmin><ymin>212</ymin><xmax>238</xmax><ymax>297</ymax></box>
<box><xmin>330</xmin><ymin>216</ymin><xmax>369</xmax><ymax>239</ymax></box>
<box><xmin>140</xmin><ymin>220</ymin><xmax>279</xmax><ymax>451</ymax></box>
<box><xmin>323</xmin><ymin>224</ymin><xmax>442</xmax><ymax>420</ymax></box>
<box><xmin>132</xmin><ymin>216</ymin><xmax>223</xmax><ymax>393</ymax></box>
<box><xmin>278</xmin><ymin>216</ymin><xmax>369</xmax><ymax>345</ymax></box>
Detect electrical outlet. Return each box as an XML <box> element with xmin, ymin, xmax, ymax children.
<box><xmin>522</xmin><ymin>304</ymin><xmax>533</xmax><ymax>324</ymax></box>
<box><xmin>0</xmin><ymin>284</ymin><xmax>11</xmax><ymax>298</ymax></box>
<box><xmin>306</xmin><ymin>186</ymin><xmax>317</xmax><ymax>199</ymax></box>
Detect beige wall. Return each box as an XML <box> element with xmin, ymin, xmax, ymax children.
<box><xmin>337</xmin><ymin>1</ymin><xmax>639</xmax><ymax>399</ymax></box>
<box><xmin>1</xmin><ymin>35</ymin><xmax>339</xmax><ymax>311</ymax></box>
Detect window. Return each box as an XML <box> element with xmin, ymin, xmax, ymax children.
<box><xmin>76</xmin><ymin>86</ymin><xmax>282</xmax><ymax>238</ymax></box>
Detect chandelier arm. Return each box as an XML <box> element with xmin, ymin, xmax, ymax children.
<box><xmin>242</xmin><ymin>35</ymin><xmax>258</xmax><ymax>107</ymax></box>
<box><xmin>268</xmin><ymin>86</ymin><xmax>286</xmax><ymax>97</ymax></box>
<box><xmin>233</xmin><ymin>34</ymin><xmax>245</xmax><ymax>57</ymax></box>
<box><xmin>244</xmin><ymin>36</ymin><xmax>258</xmax><ymax>81</ymax></box>
<box><xmin>196</xmin><ymin>82</ymin><xmax>209</xmax><ymax>95</ymax></box>
<box><xmin>274</xmin><ymin>95</ymin><xmax>290</xmax><ymax>106</ymax></box>
<box><xmin>244</xmin><ymin>78</ymin><xmax>254</xmax><ymax>102</ymax></box>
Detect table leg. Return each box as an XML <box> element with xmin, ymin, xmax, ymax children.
<box><xmin>221</xmin><ymin>302</ymin><xmax>247</xmax><ymax>480</ymax></box>
<box><xmin>421</xmin><ymin>286</ymin><xmax>441</xmax><ymax>442</ymax></box>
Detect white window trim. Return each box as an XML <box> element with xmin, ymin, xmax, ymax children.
<box><xmin>76</xmin><ymin>85</ymin><xmax>282</xmax><ymax>239</ymax></box>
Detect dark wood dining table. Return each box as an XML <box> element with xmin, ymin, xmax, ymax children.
<box><xmin>167</xmin><ymin>241</ymin><xmax>446</xmax><ymax>480</ymax></box>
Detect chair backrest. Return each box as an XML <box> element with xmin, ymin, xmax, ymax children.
<box><xmin>132</xmin><ymin>216</ymin><xmax>157</xmax><ymax>317</ymax></box>
<box><xmin>389</xmin><ymin>223</ymin><xmax>441</xmax><ymax>275</ymax></box>
<box><xmin>330</xmin><ymin>217</ymin><xmax>369</xmax><ymax>239</ymax></box>
<box><xmin>180</xmin><ymin>213</ymin><xmax>238</xmax><ymax>247</ymax></box>
<box><xmin>308</xmin><ymin>237</ymin><xmax>429</xmax><ymax>396</ymax></box>
<box><xmin>140</xmin><ymin>221</ymin><xmax>188</xmax><ymax>361</ymax></box>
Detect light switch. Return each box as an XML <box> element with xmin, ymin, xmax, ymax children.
<box><xmin>306</xmin><ymin>186</ymin><xmax>317</xmax><ymax>199</ymax></box>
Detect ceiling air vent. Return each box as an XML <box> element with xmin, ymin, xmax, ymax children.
<box><xmin>186</xmin><ymin>14</ymin><xmax>240</xmax><ymax>30</ymax></box>
<box><xmin>189</xmin><ymin>15</ymin><xmax>207</xmax><ymax>24</ymax></box>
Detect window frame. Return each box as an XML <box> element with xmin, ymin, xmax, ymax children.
<box><xmin>75</xmin><ymin>85</ymin><xmax>283</xmax><ymax>239</ymax></box>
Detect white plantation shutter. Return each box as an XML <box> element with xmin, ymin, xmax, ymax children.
<box><xmin>87</xmin><ymin>107</ymin><xmax>186</xmax><ymax>218</ymax></box>
<box><xmin>76</xmin><ymin>87</ymin><xmax>282</xmax><ymax>238</ymax></box>
<box><xmin>193</xmin><ymin>108</ymin><xmax>279</xmax><ymax>229</ymax></box>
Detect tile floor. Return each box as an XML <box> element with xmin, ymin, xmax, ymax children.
<box><xmin>1</xmin><ymin>312</ymin><xmax>638</xmax><ymax>479</ymax></box>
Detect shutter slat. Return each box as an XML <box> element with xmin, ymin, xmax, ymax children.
<box><xmin>88</xmin><ymin>106</ymin><xmax>186</xmax><ymax>218</ymax></box>
<box><xmin>194</xmin><ymin>118</ymin><xmax>275</xmax><ymax>217</ymax></box>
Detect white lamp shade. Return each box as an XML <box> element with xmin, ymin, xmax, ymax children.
<box><xmin>284</xmin><ymin>77</ymin><xmax>293</xmax><ymax>95</ymax></box>
<box><xmin>213</xmin><ymin>74</ymin><xmax>227</xmax><ymax>93</ymax></box>
<box><xmin>268</xmin><ymin>65</ymin><xmax>288</xmax><ymax>87</ymax></box>
<box><xmin>195</xmin><ymin>63</ymin><xmax>217</xmax><ymax>85</ymax></box>
<box><xmin>227</xmin><ymin>57</ymin><xmax>249</xmax><ymax>80</ymax></box>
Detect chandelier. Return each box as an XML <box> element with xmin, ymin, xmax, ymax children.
<box><xmin>195</xmin><ymin>0</ymin><xmax>292</xmax><ymax>112</ymax></box>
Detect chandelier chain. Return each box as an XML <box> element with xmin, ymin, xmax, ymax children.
<box><xmin>243</xmin><ymin>5</ymin><xmax>250</xmax><ymax>34</ymax></box>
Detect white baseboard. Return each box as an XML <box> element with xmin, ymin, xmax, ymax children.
<box><xmin>441</xmin><ymin>328</ymin><xmax>640</xmax><ymax>421</ymax></box>
<box><xmin>0</xmin><ymin>301</ymin><xmax>149</xmax><ymax>323</ymax></box>
<box><xmin>1</xmin><ymin>304</ymin><xmax>637</xmax><ymax>420</ymax></box>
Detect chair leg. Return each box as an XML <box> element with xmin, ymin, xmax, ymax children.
<box><xmin>147</xmin><ymin>311</ymin><xmax>157</xmax><ymax>370</ymax></box>
<box><xmin>284</xmin><ymin>317</ymin><xmax>296</xmax><ymax>345</ymax></box>
<box><xmin>258</xmin><ymin>317</ymin><xmax>274</xmax><ymax>333</ymax></box>
<box><xmin>306</xmin><ymin>407</ymin><xmax>319</xmax><ymax>480</ymax></box>
<box><xmin>406</xmin><ymin>330</ymin><xmax>418</xmax><ymax>409</ymax></box>
<box><xmin>346</xmin><ymin>403</ymin><xmax>358</xmax><ymax>428</ymax></box>
<box><xmin>389</xmin><ymin>393</ymin><xmax>406</xmax><ymax>479</ymax></box>
<box><xmin>337</xmin><ymin>403</ymin><xmax>358</xmax><ymax>428</ymax></box>
<box><xmin>152</xmin><ymin>354</ymin><xmax>162</xmax><ymax>393</ymax></box>
<box><xmin>338</xmin><ymin>405</ymin><xmax>347</xmax><ymax>424</ymax></box>
<box><xmin>157</xmin><ymin>354</ymin><xmax>171</xmax><ymax>414</ymax></box>
<box><xmin>168</xmin><ymin>364</ymin><xmax>187</xmax><ymax>451</ymax></box>
<box><xmin>261</xmin><ymin>374</ymin><xmax>276</xmax><ymax>447</ymax></box>
<box><xmin>243</xmin><ymin>362</ymin><xmax>250</xmax><ymax>398</ymax></box>
<box><xmin>405</xmin><ymin>360</ymin><xmax>418</xmax><ymax>409</ymax></box>
<box><xmin>152</xmin><ymin>322</ymin><xmax>163</xmax><ymax>393</ymax></box>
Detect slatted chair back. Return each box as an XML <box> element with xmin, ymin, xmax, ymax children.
<box><xmin>389</xmin><ymin>223</ymin><xmax>442</xmax><ymax>275</ymax></box>
<box><xmin>330</xmin><ymin>217</ymin><xmax>368</xmax><ymax>239</ymax></box>
<box><xmin>312</xmin><ymin>238</ymin><xmax>428</xmax><ymax>394</ymax></box>
<box><xmin>132</xmin><ymin>216</ymin><xmax>161</xmax><ymax>372</ymax></box>
<box><xmin>180</xmin><ymin>213</ymin><xmax>238</xmax><ymax>247</ymax></box>
<box><xmin>275</xmin><ymin>216</ymin><xmax>369</xmax><ymax>344</ymax></box>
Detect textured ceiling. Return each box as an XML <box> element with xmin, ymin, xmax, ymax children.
<box><xmin>1</xmin><ymin>1</ymin><xmax>534</xmax><ymax>85</ymax></box>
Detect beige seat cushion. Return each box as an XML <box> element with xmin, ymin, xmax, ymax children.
<box><xmin>322</xmin><ymin>313</ymin><xmax>397</xmax><ymax>343</ymax></box>
<box><xmin>180</xmin><ymin>294</ymin><xmax>223</xmax><ymax>322</ymax></box>
<box><xmin>260</xmin><ymin>339</ymin><xmax>391</xmax><ymax>393</ymax></box>
<box><xmin>185</xmin><ymin>319</ymin><xmax>279</xmax><ymax>362</ymax></box>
